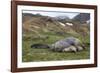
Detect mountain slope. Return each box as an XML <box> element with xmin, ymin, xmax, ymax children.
<box><xmin>22</xmin><ymin>13</ymin><xmax>89</xmax><ymax>40</ymax></box>
<box><xmin>72</xmin><ymin>13</ymin><xmax>90</xmax><ymax>23</ymax></box>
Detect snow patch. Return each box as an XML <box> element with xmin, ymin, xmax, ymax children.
<box><xmin>59</xmin><ymin>22</ymin><xmax>66</xmax><ymax>26</ymax></box>
<box><xmin>66</xmin><ymin>23</ymin><xmax>73</xmax><ymax>26</ymax></box>
<box><xmin>86</xmin><ymin>20</ymin><xmax>90</xmax><ymax>24</ymax></box>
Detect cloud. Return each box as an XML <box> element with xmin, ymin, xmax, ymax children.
<box><xmin>22</xmin><ymin>10</ymin><xmax>79</xmax><ymax>19</ymax></box>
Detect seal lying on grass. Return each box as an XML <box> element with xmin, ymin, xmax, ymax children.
<box><xmin>50</xmin><ymin>37</ymin><xmax>85</xmax><ymax>52</ymax></box>
<box><xmin>31</xmin><ymin>37</ymin><xmax>85</xmax><ymax>52</ymax></box>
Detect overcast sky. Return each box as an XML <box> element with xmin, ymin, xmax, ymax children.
<box><xmin>22</xmin><ymin>10</ymin><xmax>79</xmax><ymax>19</ymax></box>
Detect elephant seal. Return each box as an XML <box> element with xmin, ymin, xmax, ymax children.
<box><xmin>50</xmin><ymin>37</ymin><xmax>84</xmax><ymax>52</ymax></box>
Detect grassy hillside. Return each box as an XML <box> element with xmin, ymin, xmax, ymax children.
<box><xmin>22</xmin><ymin>13</ymin><xmax>90</xmax><ymax>62</ymax></box>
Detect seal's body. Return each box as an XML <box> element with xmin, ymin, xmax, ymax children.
<box><xmin>51</xmin><ymin>37</ymin><xmax>84</xmax><ymax>52</ymax></box>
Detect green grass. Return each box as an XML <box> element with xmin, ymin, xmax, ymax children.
<box><xmin>22</xmin><ymin>32</ymin><xmax>90</xmax><ymax>62</ymax></box>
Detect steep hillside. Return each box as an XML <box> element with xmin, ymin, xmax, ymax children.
<box><xmin>22</xmin><ymin>13</ymin><xmax>90</xmax><ymax>42</ymax></box>
<box><xmin>22</xmin><ymin>13</ymin><xmax>76</xmax><ymax>36</ymax></box>
<box><xmin>72</xmin><ymin>13</ymin><xmax>90</xmax><ymax>24</ymax></box>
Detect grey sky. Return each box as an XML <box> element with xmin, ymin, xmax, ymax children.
<box><xmin>22</xmin><ymin>10</ymin><xmax>79</xmax><ymax>19</ymax></box>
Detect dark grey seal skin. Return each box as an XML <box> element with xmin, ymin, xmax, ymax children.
<box><xmin>31</xmin><ymin>44</ymin><xmax>50</xmax><ymax>49</ymax></box>
<box><xmin>50</xmin><ymin>40</ymin><xmax>71</xmax><ymax>52</ymax></box>
<box><xmin>64</xmin><ymin>37</ymin><xmax>80</xmax><ymax>46</ymax></box>
<box><xmin>65</xmin><ymin>37</ymin><xmax>85</xmax><ymax>51</ymax></box>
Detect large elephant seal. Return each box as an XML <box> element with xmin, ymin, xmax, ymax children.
<box><xmin>50</xmin><ymin>37</ymin><xmax>85</xmax><ymax>52</ymax></box>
